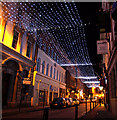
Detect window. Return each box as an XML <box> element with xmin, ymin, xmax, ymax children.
<box><xmin>12</xmin><ymin>29</ymin><xmax>19</xmax><ymax>49</ymax></box>
<box><xmin>61</xmin><ymin>73</ymin><xmax>63</xmax><ymax>82</ymax></box>
<box><xmin>42</xmin><ymin>61</ymin><xmax>45</xmax><ymax>74</ymax></box>
<box><xmin>50</xmin><ymin>66</ymin><xmax>53</xmax><ymax>78</ymax></box>
<box><xmin>56</xmin><ymin>70</ymin><xmax>58</xmax><ymax>80</ymax></box>
<box><xmin>26</xmin><ymin>39</ymin><xmax>31</xmax><ymax>57</ymax></box>
<box><xmin>53</xmin><ymin>68</ymin><xmax>56</xmax><ymax>79</ymax></box>
<box><xmin>46</xmin><ymin>64</ymin><xmax>49</xmax><ymax>76</ymax></box>
<box><xmin>36</xmin><ymin>58</ymin><xmax>41</xmax><ymax>72</ymax></box>
<box><xmin>54</xmin><ymin>53</ymin><xmax>56</xmax><ymax>61</ymax></box>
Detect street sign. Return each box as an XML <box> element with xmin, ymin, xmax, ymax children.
<box><xmin>23</xmin><ymin>78</ymin><xmax>31</xmax><ymax>85</ymax></box>
<box><xmin>97</xmin><ymin>40</ymin><xmax>109</xmax><ymax>54</ymax></box>
<box><xmin>23</xmin><ymin>80</ymin><xmax>31</xmax><ymax>85</ymax></box>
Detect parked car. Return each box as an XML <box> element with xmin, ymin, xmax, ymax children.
<box><xmin>80</xmin><ymin>98</ymin><xmax>90</xmax><ymax>103</ymax></box>
<box><xmin>73</xmin><ymin>98</ymin><xmax>80</xmax><ymax>105</ymax></box>
<box><xmin>69</xmin><ymin>98</ymin><xmax>75</xmax><ymax>106</ymax></box>
<box><xmin>50</xmin><ymin>97</ymin><xmax>67</xmax><ymax>109</ymax></box>
<box><xmin>65</xmin><ymin>98</ymin><xmax>71</xmax><ymax>107</ymax></box>
<box><xmin>80</xmin><ymin>98</ymin><xmax>86</xmax><ymax>103</ymax></box>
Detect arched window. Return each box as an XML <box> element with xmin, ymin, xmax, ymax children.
<box><xmin>46</xmin><ymin>64</ymin><xmax>49</xmax><ymax>76</ymax></box>
<box><xmin>36</xmin><ymin>58</ymin><xmax>41</xmax><ymax>72</ymax></box>
<box><xmin>53</xmin><ymin>68</ymin><xmax>56</xmax><ymax>79</ymax></box>
<box><xmin>50</xmin><ymin>66</ymin><xmax>53</xmax><ymax>78</ymax></box>
<box><xmin>42</xmin><ymin>61</ymin><xmax>45</xmax><ymax>74</ymax></box>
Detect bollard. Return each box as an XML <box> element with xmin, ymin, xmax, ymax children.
<box><xmin>75</xmin><ymin>104</ymin><xmax>78</xmax><ymax>120</ymax></box>
<box><xmin>93</xmin><ymin>102</ymin><xmax>94</xmax><ymax>109</ymax></box>
<box><xmin>86</xmin><ymin>100</ymin><xmax>87</xmax><ymax>114</ymax></box>
<box><xmin>90</xmin><ymin>101</ymin><xmax>91</xmax><ymax>111</ymax></box>
<box><xmin>43</xmin><ymin>108</ymin><xmax>49</xmax><ymax>120</ymax></box>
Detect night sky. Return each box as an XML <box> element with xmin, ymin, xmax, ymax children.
<box><xmin>77</xmin><ymin>2</ymin><xmax>102</xmax><ymax>76</ymax></box>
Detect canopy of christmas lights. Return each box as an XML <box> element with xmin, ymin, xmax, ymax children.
<box><xmin>1</xmin><ymin>2</ymin><xmax>99</xmax><ymax>87</ymax></box>
<box><xmin>83</xmin><ymin>81</ymin><xmax>100</xmax><ymax>83</ymax></box>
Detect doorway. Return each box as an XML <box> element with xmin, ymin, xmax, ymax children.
<box><xmin>2</xmin><ymin>73</ymin><xmax>11</xmax><ymax>106</ymax></box>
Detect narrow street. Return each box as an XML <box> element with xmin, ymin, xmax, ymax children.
<box><xmin>3</xmin><ymin>103</ymin><xmax>94</xmax><ymax>120</ymax></box>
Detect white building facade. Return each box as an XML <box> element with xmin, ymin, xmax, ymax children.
<box><xmin>32</xmin><ymin>49</ymin><xmax>66</xmax><ymax>106</ymax></box>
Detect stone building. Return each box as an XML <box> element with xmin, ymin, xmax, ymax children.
<box><xmin>1</xmin><ymin>3</ymin><xmax>35</xmax><ymax>107</ymax></box>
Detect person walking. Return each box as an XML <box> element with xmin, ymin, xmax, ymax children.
<box><xmin>99</xmin><ymin>98</ymin><xmax>102</xmax><ymax>106</ymax></box>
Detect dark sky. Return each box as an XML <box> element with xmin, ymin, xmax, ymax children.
<box><xmin>77</xmin><ymin>2</ymin><xmax>102</xmax><ymax>76</ymax></box>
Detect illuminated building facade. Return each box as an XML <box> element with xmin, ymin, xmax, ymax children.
<box><xmin>1</xmin><ymin>3</ymin><xmax>35</xmax><ymax>107</ymax></box>
<box><xmin>32</xmin><ymin>48</ymin><xmax>66</xmax><ymax>106</ymax></box>
<box><xmin>1</xmin><ymin>2</ymin><xmax>66</xmax><ymax>107</ymax></box>
<box><xmin>66</xmin><ymin>70</ymin><xmax>89</xmax><ymax>100</ymax></box>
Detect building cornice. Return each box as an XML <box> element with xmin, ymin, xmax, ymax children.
<box><xmin>1</xmin><ymin>43</ymin><xmax>35</xmax><ymax>67</ymax></box>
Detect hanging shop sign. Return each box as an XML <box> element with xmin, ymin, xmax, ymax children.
<box><xmin>97</xmin><ymin>40</ymin><xmax>109</xmax><ymax>55</ymax></box>
<box><xmin>23</xmin><ymin>78</ymin><xmax>31</xmax><ymax>85</ymax></box>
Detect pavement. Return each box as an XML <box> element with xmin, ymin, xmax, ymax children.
<box><xmin>2</xmin><ymin>104</ymin><xmax>117</xmax><ymax>120</ymax></box>
<box><xmin>2</xmin><ymin>105</ymin><xmax>50</xmax><ymax>117</ymax></box>
<box><xmin>79</xmin><ymin>104</ymin><xmax>117</xmax><ymax>120</ymax></box>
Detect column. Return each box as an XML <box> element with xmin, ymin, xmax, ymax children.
<box><xmin>58</xmin><ymin>88</ymin><xmax>59</xmax><ymax>97</ymax></box>
<box><xmin>47</xmin><ymin>85</ymin><xmax>50</xmax><ymax>105</ymax></box>
<box><xmin>12</xmin><ymin>70</ymin><xmax>19</xmax><ymax>102</ymax></box>
<box><xmin>52</xmin><ymin>90</ymin><xmax>54</xmax><ymax>101</ymax></box>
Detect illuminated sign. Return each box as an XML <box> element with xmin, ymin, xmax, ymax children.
<box><xmin>23</xmin><ymin>78</ymin><xmax>31</xmax><ymax>85</ymax></box>
<box><xmin>97</xmin><ymin>40</ymin><xmax>109</xmax><ymax>54</ymax></box>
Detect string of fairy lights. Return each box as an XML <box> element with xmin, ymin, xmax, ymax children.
<box><xmin>1</xmin><ymin>2</ymin><xmax>99</xmax><ymax>87</ymax></box>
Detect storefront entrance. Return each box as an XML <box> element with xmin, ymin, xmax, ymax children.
<box><xmin>39</xmin><ymin>90</ymin><xmax>48</xmax><ymax>106</ymax></box>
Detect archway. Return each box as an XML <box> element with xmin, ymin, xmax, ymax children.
<box><xmin>2</xmin><ymin>59</ymin><xmax>20</xmax><ymax>107</ymax></box>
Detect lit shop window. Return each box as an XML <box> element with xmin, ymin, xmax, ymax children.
<box><xmin>12</xmin><ymin>29</ymin><xmax>19</xmax><ymax>49</ymax></box>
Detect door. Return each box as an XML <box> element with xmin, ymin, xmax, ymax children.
<box><xmin>2</xmin><ymin>73</ymin><xmax>11</xmax><ymax>106</ymax></box>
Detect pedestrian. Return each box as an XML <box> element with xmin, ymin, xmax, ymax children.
<box><xmin>99</xmin><ymin>98</ymin><xmax>101</xmax><ymax>106</ymax></box>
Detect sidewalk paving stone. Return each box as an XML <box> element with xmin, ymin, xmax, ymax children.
<box><xmin>2</xmin><ymin>105</ymin><xmax>49</xmax><ymax>117</ymax></box>
<box><xmin>79</xmin><ymin>104</ymin><xmax>117</xmax><ymax>120</ymax></box>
